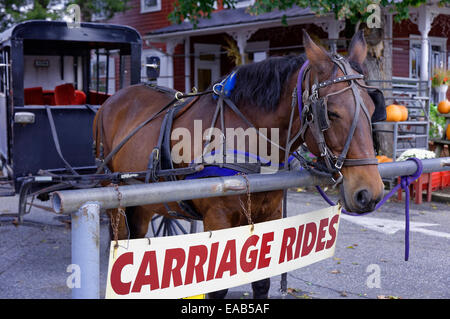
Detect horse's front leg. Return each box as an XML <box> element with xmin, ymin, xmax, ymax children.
<box><xmin>202</xmin><ymin>204</ymin><xmax>241</xmax><ymax>299</ymax></box>
<box><xmin>252</xmin><ymin>278</ymin><xmax>270</xmax><ymax>299</ymax></box>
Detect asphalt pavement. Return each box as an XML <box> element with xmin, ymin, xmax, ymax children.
<box><xmin>0</xmin><ymin>188</ymin><xmax>449</xmax><ymax>299</ymax></box>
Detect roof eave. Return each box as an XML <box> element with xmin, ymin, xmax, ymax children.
<box><xmin>144</xmin><ymin>13</ymin><xmax>322</xmax><ymax>43</ymax></box>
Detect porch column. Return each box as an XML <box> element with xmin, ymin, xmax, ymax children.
<box><xmin>166</xmin><ymin>38</ymin><xmax>182</xmax><ymax>89</ymax></box>
<box><xmin>184</xmin><ymin>37</ymin><xmax>191</xmax><ymax>93</ymax></box>
<box><xmin>227</xmin><ymin>29</ymin><xmax>257</xmax><ymax>65</ymax></box>
<box><xmin>411</xmin><ymin>5</ymin><xmax>439</xmax><ymax>93</ymax></box>
<box><xmin>315</xmin><ymin>18</ymin><xmax>345</xmax><ymax>54</ymax></box>
<box><xmin>383</xmin><ymin>11</ymin><xmax>393</xmax><ymax>90</ymax></box>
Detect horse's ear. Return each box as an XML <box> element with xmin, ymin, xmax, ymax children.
<box><xmin>302</xmin><ymin>29</ymin><xmax>332</xmax><ymax>75</ymax></box>
<box><xmin>347</xmin><ymin>30</ymin><xmax>367</xmax><ymax>65</ymax></box>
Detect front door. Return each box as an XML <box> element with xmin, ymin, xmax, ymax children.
<box><xmin>194</xmin><ymin>44</ymin><xmax>220</xmax><ymax>92</ymax></box>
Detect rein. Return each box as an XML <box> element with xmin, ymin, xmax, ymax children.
<box><xmin>315</xmin><ymin>157</ymin><xmax>423</xmax><ymax>261</ymax></box>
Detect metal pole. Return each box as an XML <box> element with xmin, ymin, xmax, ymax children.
<box><xmin>71</xmin><ymin>202</ymin><xmax>100</xmax><ymax>299</ymax></box>
<box><xmin>52</xmin><ymin>158</ymin><xmax>450</xmax><ymax>215</ymax></box>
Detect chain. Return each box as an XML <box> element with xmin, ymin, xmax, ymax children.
<box><xmin>110</xmin><ymin>183</ymin><xmax>125</xmax><ymax>250</ymax></box>
<box><xmin>237</xmin><ymin>173</ymin><xmax>253</xmax><ymax>229</ymax></box>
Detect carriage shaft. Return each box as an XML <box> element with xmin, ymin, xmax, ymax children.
<box><xmin>52</xmin><ymin>157</ymin><xmax>450</xmax><ymax>214</ymax></box>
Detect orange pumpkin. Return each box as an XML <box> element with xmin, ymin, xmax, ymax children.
<box><xmin>397</xmin><ymin>105</ymin><xmax>408</xmax><ymax>121</ymax></box>
<box><xmin>446</xmin><ymin>124</ymin><xmax>450</xmax><ymax>140</ymax></box>
<box><xmin>438</xmin><ymin>99</ymin><xmax>450</xmax><ymax>114</ymax></box>
<box><xmin>376</xmin><ymin>155</ymin><xmax>386</xmax><ymax>163</ymax></box>
<box><xmin>376</xmin><ymin>155</ymin><xmax>392</xmax><ymax>163</ymax></box>
<box><xmin>386</xmin><ymin>104</ymin><xmax>403</xmax><ymax>122</ymax></box>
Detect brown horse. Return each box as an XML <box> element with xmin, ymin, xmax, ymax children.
<box><xmin>93</xmin><ymin>30</ymin><xmax>384</xmax><ymax>298</ymax></box>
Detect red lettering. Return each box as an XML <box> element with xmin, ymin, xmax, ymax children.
<box><xmin>315</xmin><ymin>217</ymin><xmax>329</xmax><ymax>252</ymax></box>
<box><xmin>294</xmin><ymin>224</ymin><xmax>304</xmax><ymax>259</ymax></box>
<box><xmin>207</xmin><ymin>242</ymin><xmax>219</xmax><ymax>281</ymax></box>
<box><xmin>278</xmin><ymin>228</ymin><xmax>296</xmax><ymax>264</ymax></box>
<box><xmin>131</xmin><ymin>251</ymin><xmax>160</xmax><ymax>293</ymax></box>
<box><xmin>326</xmin><ymin>214</ymin><xmax>340</xmax><ymax>249</ymax></box>
<box><xmin>240</xmin><ymin>235</ymin><xmax>259</xmax><ymax>272</ymax></box>
<box><xmin>185</xmin><ymin>245</ymin><xmax>208</xmax><ymax>285</ymax></box>
<box><xmin>110</xmin><ymin>252</ymin><xmax>133</xmax><ymax>295</ymax></box>
<box><xmin>258</xmin><ymin>232</ymin><xmax>273</xmax><ymax>269</ymax></box>
<box><xmin>301</xmin><ymin>222</ymin><xmax>317</xmax><ymax>257</ymax></box>
<box><xmin>161</xmin><ymin>248</ymin><xmax>185</xmax><ymax>289</ymax></box>
<box><xmin>215</xmin><ymin>240</ymin><xmax>237</xmax><ymax>279</ymax></box>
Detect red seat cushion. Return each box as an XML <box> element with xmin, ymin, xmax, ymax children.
<box><xmin>74</xmin><ymin>90</ymin><xmax>86</xmax><ymax>104</ymax></box>
<box><xmin>54</xmin><ymin>83</ymin><xmax>76</xmax><ymax>105</ymax></box>
<box><xmin>24</xmin><ymin>87</ymin><xmax>44</xmax><ymax>105</ymax></box>
<box><xmin>43</xmin><ymin>90</ymin><xmax>55</xmax><ymax>105</ymax></box>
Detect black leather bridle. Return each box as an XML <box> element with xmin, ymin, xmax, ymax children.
<box><xmin>295</xmin><ymin>54</ymin><xmax>380</xmax><ymax>185</ymax></box>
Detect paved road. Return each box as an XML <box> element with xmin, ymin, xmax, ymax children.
<box><xmin>0</xmin><ymin>188</ymin><xmax>449</xmax><ymax>299</ymax></box>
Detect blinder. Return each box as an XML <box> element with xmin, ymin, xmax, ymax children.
<box><xmin>367</xmin><ymin>88</ymin><xmax>386</xmax><ymax>123</ymax></box>
<box><xmin>315</xmin><ymin>98</ymin><xmax>331</xmax><ymax>131</ymax></box>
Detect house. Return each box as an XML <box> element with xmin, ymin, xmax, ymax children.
<box><xmin>106</xmin><ymin>0</ymin><xmax>450</xmax><ymax>103</ymax></box>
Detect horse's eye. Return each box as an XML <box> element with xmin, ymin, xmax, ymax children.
<box><xmin>327</xmin><ymin>111</ymin><xmax>340</xmax><ymax>119</ymax></box>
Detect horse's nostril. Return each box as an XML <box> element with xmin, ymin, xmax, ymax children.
<box><xmin>355</xmin><ymin>189</ymin><xmax>371</xmax><ymax>208</ymax></box>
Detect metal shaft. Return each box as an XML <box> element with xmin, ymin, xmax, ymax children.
<box><xmin>71</xmin><ymin>202</ymin><xmax>100</xmax><ymax>299</ymax></box>
<box><xmin>53</xmin><ymin>157</ymin><xmax>450</xmax><ymax>214</ymax></box>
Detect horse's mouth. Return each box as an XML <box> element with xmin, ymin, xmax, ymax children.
<box><xmin>338</xmin><ymin>183</ymin><xmax>378</xmax><ymax>214</ymax></box>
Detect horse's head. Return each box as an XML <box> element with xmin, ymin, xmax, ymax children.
<box><xmin>300</xmin><ymin>30</ymin><xmax>385</xmax><ymax>213</ymax></box>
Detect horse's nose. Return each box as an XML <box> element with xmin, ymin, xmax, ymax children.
<box><xmin>354</xmin><ymin>189</ymin><xmax>377</xmax><ymax>212</ymax></box>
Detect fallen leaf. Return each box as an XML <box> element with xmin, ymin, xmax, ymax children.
<box><xmin>377</xmin><ymin>295</ymin><xmax>401</xmax><ymax>299</ymax></box>
<box><xmin>340</xmin><ymin>291</ymin><xmax>348</xmax><ymax>297</ymax></box>
<box><xmin>346</xmin><ymin>245</ymin><xmax>355</xmax><ymax>249</ymax></box>
<box><xmin>287</xmin><ymin>287</ymin><xmax>300</xmax><ymax>294</ymax></box>
<box><xmin>330</xmin><ymin>270</ymin><xmax>341</xmax><ymax>274</ymax></box>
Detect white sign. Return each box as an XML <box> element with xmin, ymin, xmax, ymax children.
<box><xmin>106</xmin><ymin>205</ymin><xmax>341</xmax><ymax>299</ymax></box>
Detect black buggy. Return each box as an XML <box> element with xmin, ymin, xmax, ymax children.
<box><xmin>0</xmin><ymin>20</ymin><xmax>142</xmax><ymax>222</ymax></box>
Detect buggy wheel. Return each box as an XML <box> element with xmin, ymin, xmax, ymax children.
<box><xmin>17</xmin><ymin>180</ymin><xmax>34</xmax><ymax>223</ymax></box>
<box><xmin>150</xmin><ymin>214</ymin><xmax>197</xmax><ymax>237</ymax></box>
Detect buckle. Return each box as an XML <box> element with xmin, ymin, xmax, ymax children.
<box><xmin>213</xmin><ymin>83</ymin><xmax>223</xmax><ymax>95</ymax></box>
<box><xmin>335</xmin><ymin>158</ymin><xmax>344</xmax><ymax>170</ymax></box>
<box><xmin>331</xmin><ymin>171</ymin><xmax>343</xmax><ymax>187</ymax></box>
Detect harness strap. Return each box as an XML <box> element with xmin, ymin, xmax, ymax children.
<box><xmin>95</xmin><ymin>97</ymin><xmax>178</xmax><ymax>174</ymax></box>
<box><xmin>46</xmin><ymin>106</ymin><xmax>79</xmax><ymax>176</ymax></box>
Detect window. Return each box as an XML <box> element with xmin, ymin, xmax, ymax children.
<box><xmin>409</xmin><ymin>35</ymin><xmax>447</xmax><ymax>79</ymax></box>
<box><xmin>246</xmin><ymin>41</ymin><xmax>269</xmax><ymax>63</ymax></box>
<box><xmin>141</xmin><ymin>0</ymin><xmax>161</xmax><ymax>13</ymax></box>
<box><xmin>0</xmin><ymin>50</ymin><xmax>10</xmax><ymax>94</ymax></box>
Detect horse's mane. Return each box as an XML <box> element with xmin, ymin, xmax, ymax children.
<box><xmin>224</xmin><ymin>54</ymin><xmax>307</xmax><ymax>113</ymax></box>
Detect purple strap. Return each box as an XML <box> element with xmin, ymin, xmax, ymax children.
<box><xmin>315</xmin><ymin>157</ymin><xmax>423</xmax><ymax>261</ymax></box>
<box><xmin>297</xmin><ymin>60</ymin><xmax>309</xmax><ymax>121</ymax></box>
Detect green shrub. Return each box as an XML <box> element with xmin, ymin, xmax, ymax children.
<box><xmin>429</xmin><ymin>103</ymin><xmax>446</xmax><ymax>139</ymax></box>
